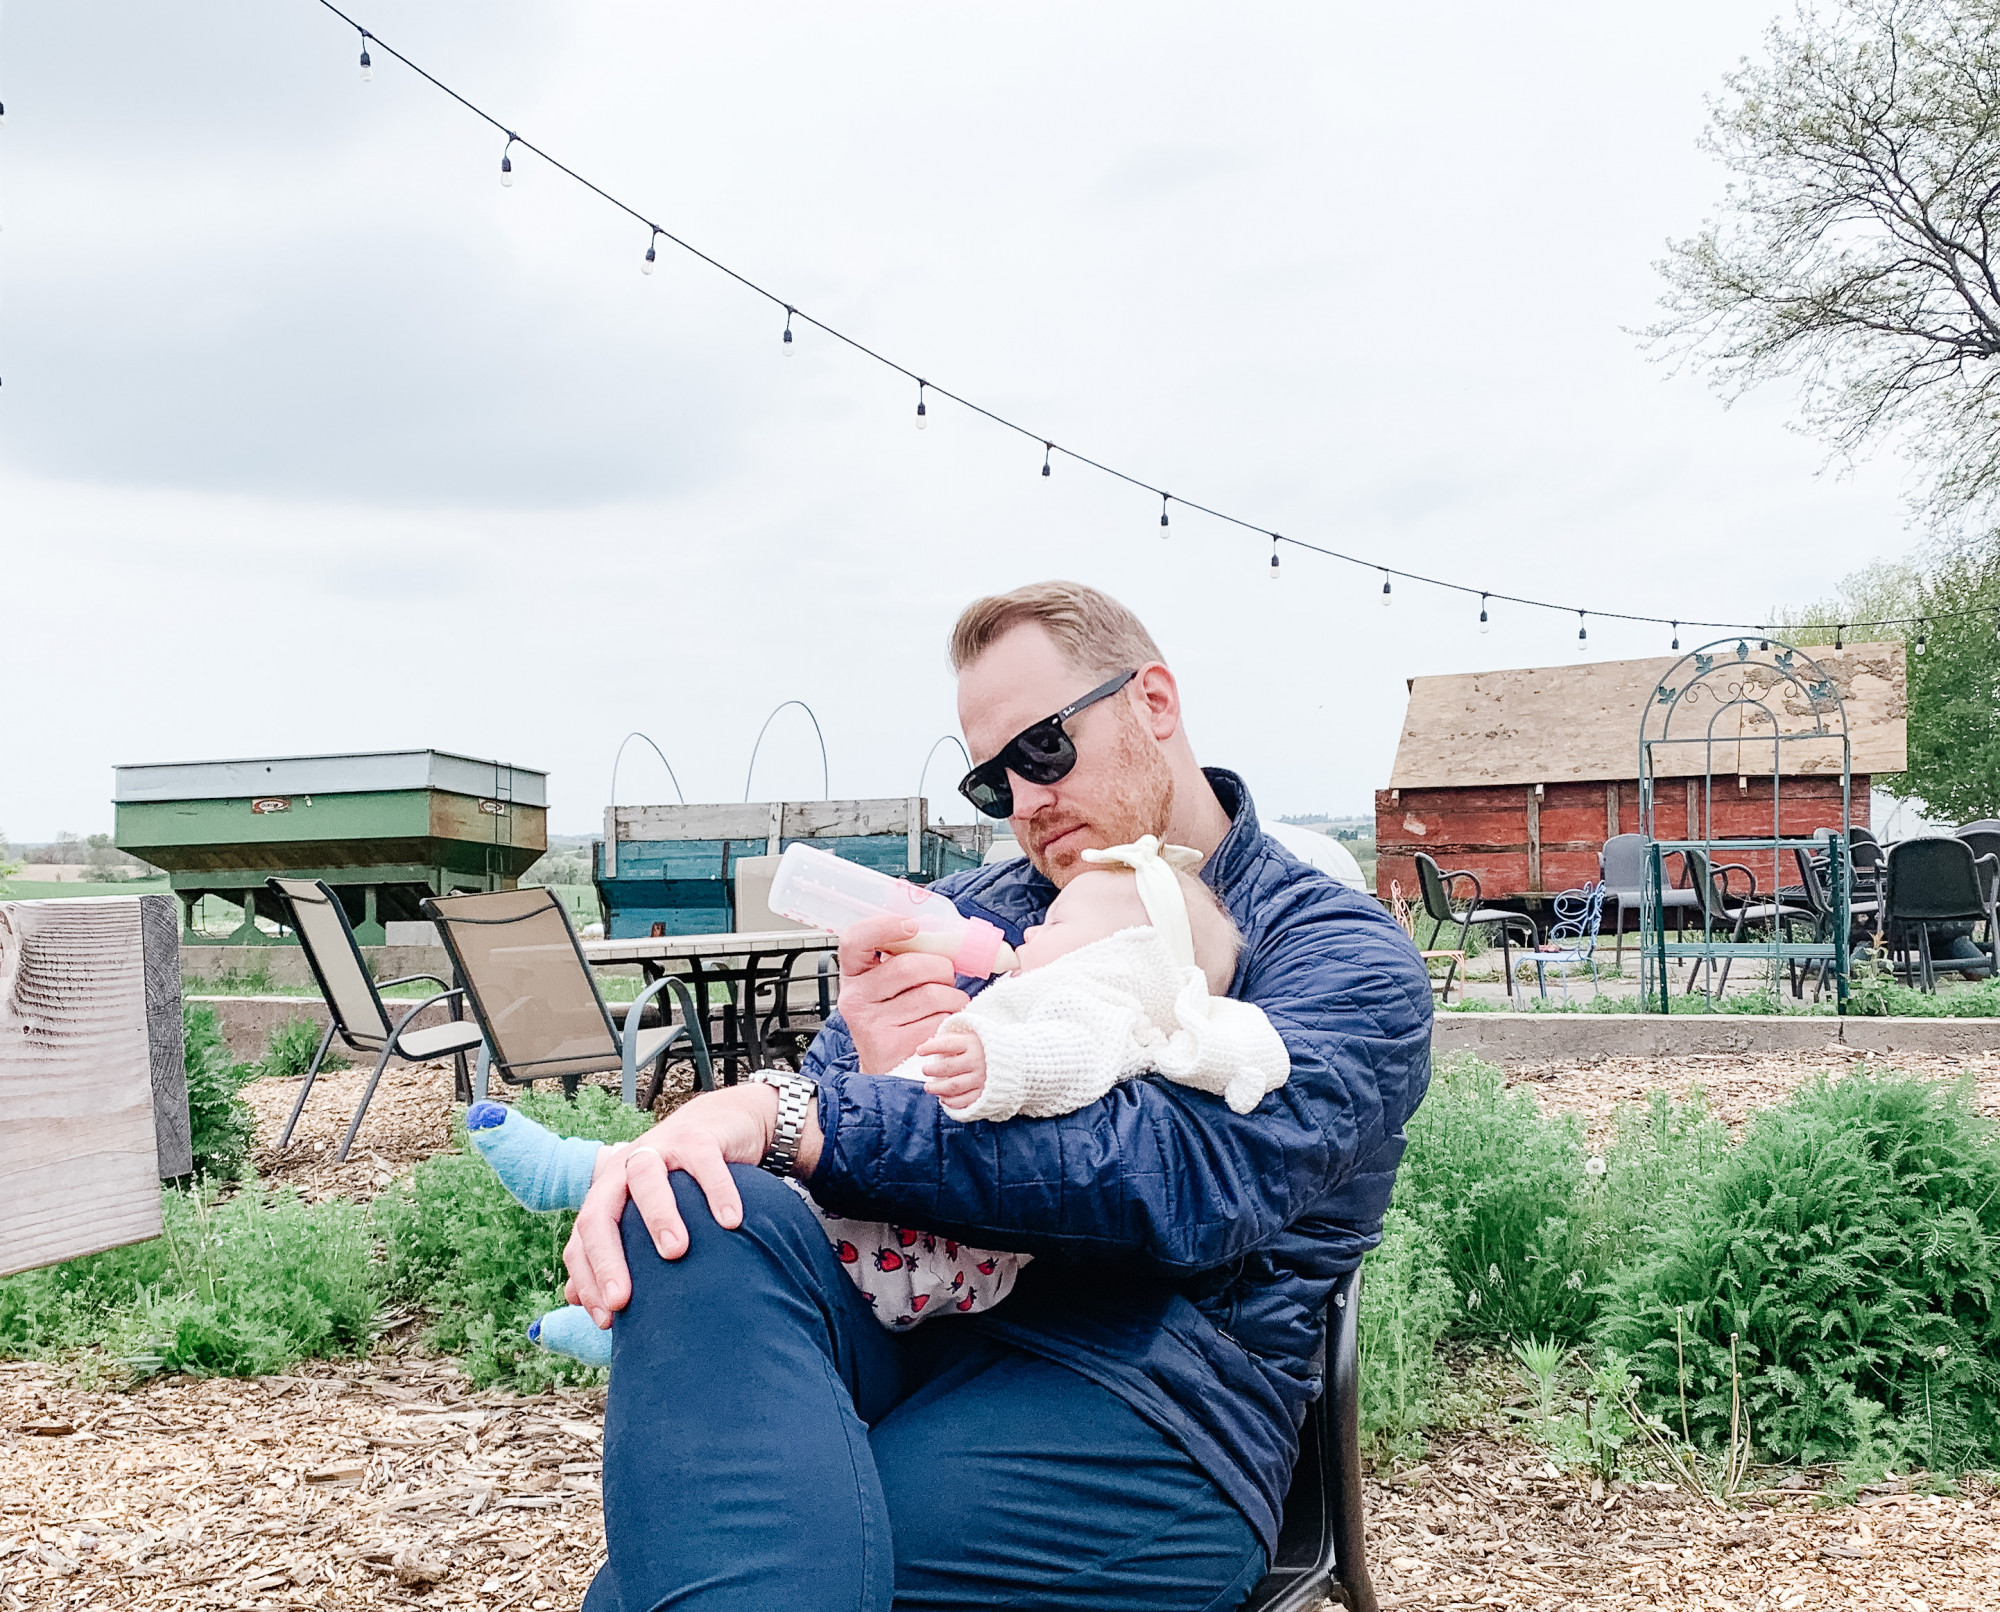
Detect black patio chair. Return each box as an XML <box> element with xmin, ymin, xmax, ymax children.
<box><xmin>1848</xmin><ymin>828</ymin><xmax>1886</xmax><ymax>903</ymax></box>
<box><xmin>1411</xmin><ymin>853</ymin><xmax>1537</xmax><ymax>1004</ymax></box>
<box><xmin>1884</xmin><ymin>837</ymin><xmax>2000</xmax><ymax>991</ymax></box>
<box><xmin>1784</xmin><ymin>841</ymin><xmax>1876</xmax><ymax>1001</ymax></box>
<box><xmin>1679</xmin><ymin>847</ymin><xmax>1817</xmax><ymax>996</ymax></box>
<box><xmin>266</xmin><ymin>877</ymin><xmax>485</xmax><ymax>1161</ymax></box>
<box><xmin>1957</xmin><ymin>830</ymin><xmax>2000</xmax><ymax>903</ymax></box>
<box><xmin>1241</xmin><ymin>1265</ymin><xmax>1377</xmax><ymax>1612</ymax></box>
<box><xmin>424</xmin><ymin>886</ymin><xmax>715</xmax><ymax>1111</ymax></box>
<box><xmin>1599</xmin><ymin>833</ymin><xmax>1699</xmax><ymax>969</ymax></box>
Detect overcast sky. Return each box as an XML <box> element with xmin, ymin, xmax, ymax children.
<box><xmin>0</xmin><ymin>1</ymin><xmax>1912</xmax><ymax>842</ymax></box>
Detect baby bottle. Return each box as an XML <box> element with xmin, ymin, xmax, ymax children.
<box><xmin>768</xmin><ymin>843</ymin><xmax>1015</xmax><ymax>978</ymax></box>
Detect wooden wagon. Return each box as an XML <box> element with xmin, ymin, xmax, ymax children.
<box><xmin>1374</xmin><ymin>644</ymin><xmax>1907</xmax><ymax>911</ymax></box>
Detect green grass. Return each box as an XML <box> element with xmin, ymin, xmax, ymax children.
<box><xmin>0</xmin><ymin>877</ymin><xmax>171</xmax><ymax>900</ymax></box>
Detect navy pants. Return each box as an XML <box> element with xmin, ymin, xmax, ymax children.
<box><xmin>583</xmin><ymin>1165</ymin><xmax>1265</xmax><ymax>1612</ymax></box>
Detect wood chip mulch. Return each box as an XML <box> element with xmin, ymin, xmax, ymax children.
<box><xmin>0</xmin><ymin>1354</ymin><xmax>607</xmax><ymax>1610</ymax></box>
<box><xmin>1362</xmin><ymin>1432</ymin><xmax>1999</xmax><ymax>1611</ymax></box>
<box><xmin>1501</xmin><ymin>1049</ymin><xmax>2000</xmax><ymax>1142</ymax></box>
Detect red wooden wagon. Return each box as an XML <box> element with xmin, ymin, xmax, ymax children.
<box><xmin>1374</xmin><ymin>644</ymin><xmax>1907</xmax><ymax>913</ymax></box>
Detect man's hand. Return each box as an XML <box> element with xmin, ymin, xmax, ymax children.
<box><xmin>918</xmin><ymin>1029</ymin><xmax>987</xmax><ymax>1104</ymax></box>
<box><xmin>561</xmin><ymin>1083</ymin><xmax>781</xmax><ymax>1327</ymax></box>
<box><xmin>838</xmin><ymin>915</ymin><xmax>970</xmax><ymax>1073</ymax></box>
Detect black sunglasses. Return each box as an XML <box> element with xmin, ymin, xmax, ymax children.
<box><xmin>957</xmin><ymin>670</ymin><xmax>1138</xmax><ymax>819</ymax></box>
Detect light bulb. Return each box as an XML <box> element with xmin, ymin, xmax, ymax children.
<box><xmin>642</xmin><ymin>240</ymin><xmax>656</xmax><ymax>275</ymax></box>
<box><xmin>1577</xmin><ymin>613</ymin><xmax>1588</xmax><ymax>653</ymax></box>
<box><xmin>1160</xmin><ymin>497</ymin><xmax>1170</xmax><ymax>536</ymax></box>
<box><xmin>1270</xmin><ymin>550</ymin><xmax>1280</xmax><ymax>582</ymax></box>
<box><xmin>915</xmin><ymin>401</ymin><xmax>927</xmax><ymax>429</ymax></box>
<box><xmin>1381</xmin><ymin>575</ymin><xmax>1392</xmax><ymax>607</ymax></box>
<box><xmin>1478</xmin><ymin>595</ymin><xmax>1489</xmax><ymax>634</ymax></box>
<box><xmin>359</xmin><ymin>45</ymin><xmax>372</xmax><ymax>81</ymax></box>
<box><xmin>1916</xmin><ymin>626</ymin><xmax>1928</xmax><ymax>656</ymax></box>
<box><xmin>1671</xmin><ymin>624</ymin><xmax>1680</xmax><ymax>651</ymax></box>
<box><xmin>500</xmin><ymin>153</ymin><xmax>514</xmax><ymax>187</ymax></box>
<box><xmin>1041</xmin><ymin>444</ymin><xmax>1052</xmax><ymax>477</ymax></box>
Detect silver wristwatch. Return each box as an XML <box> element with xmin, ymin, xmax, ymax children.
<box><xmin>751</xmin><ymin>1071</ymin><xmax>818</xmax><ymax>1177</ymax></box>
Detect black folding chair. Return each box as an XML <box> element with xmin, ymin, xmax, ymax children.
<box><xmin>266</xmin><ymin>877</ymin><xmax>484</xmax><ymax>1161</ymax></box>
<box><xmin>1241</xmin><ymin>1266</ymin><xmax>1377</xmax><ymax>1612</ymax></box>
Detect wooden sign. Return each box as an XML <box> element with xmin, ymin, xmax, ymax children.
<box><xmin>0</xmin><ymin>894</ymin><xmax>190</xmax><ymax>1278</ymax></box>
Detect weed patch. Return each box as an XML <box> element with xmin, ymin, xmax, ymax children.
<box><xmin>0</xmin><ymin>1186</ymin><xmax>375</xmax><ymax>1379</ymax></box>
<box><xmin>181</xmin><ymin>1003</ymin><xmax>258</xmax><ymax>1181</ymax></box>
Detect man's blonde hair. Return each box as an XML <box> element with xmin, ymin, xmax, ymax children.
<box><xmin>949</xmin><ymin>581</ymin><xmax>1165</xmax><ymax>679</ymax></box>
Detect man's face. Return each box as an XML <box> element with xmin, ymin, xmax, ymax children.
<box><xmin>957</xmin><ymin>624</ymin><xmax>1175</xmax><ymax>885</ymax></box>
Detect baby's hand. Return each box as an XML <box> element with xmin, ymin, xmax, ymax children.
<box><xmin>917</xmin><ymin>1030</ymin><xmax>987</xmax><ymax>1103</ymax></box>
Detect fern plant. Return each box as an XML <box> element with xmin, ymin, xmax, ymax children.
<box><xmin>1598</xmin><ymin>1073</ymin><xmax>2000</xmax><ymax>1468</ymax></box>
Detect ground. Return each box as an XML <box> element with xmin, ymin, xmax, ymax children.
<box><xmin>3</xmin><ymin>1053</ymin><xmax>1997</xmax><ymax>1610</ymax></box>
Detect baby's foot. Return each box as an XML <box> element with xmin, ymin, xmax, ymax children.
<box><xmin>529</xmin><ymin>1306</ymin><xmax>614</xmax><ymax>1368</ymax></box>
<box><xmin>465</xmin><ymin>1101</ymin><xmax>602</xmax><ymax>1213</ymax></box>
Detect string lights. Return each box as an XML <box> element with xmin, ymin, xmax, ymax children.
<box><xmin>1577</xmin><ymin>611</ymin><xmax>1588</xmax><ymax>653</ymax></box>
<box><xmin>1916</xmin><ymin>620</ymin><xmax>1929</xmax><ymax>656</ymax></box>
<box><xmin>310</xmin><ymin>0</ymin><xmax>1978</xmax><ymax>653</ymax></box>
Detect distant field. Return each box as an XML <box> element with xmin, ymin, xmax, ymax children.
<box><xmin>0</xmin><ymin>877</ymin><xmax>171</xmax><ymax>900</ymax></box>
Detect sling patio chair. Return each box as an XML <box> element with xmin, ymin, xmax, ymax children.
<box><xmin>265</xmin><ymin>876</ymin><xmax>485</xmax><ymax>1162</ymax></box>
<box><xmin>1599</xmin><ymin>833</ymin><xmax>1700</xmax><ymax>970</ymax></box>
<box><xmin>423</xmin><ymin>886</ymin><xmax>715</xmax><ymax>1112</ymax></box>
<box><xmin>1411</xmin><ymin>852</ymin><xmax>1537</xmax><ymax>1006</ymax></box>
<box><xmin>1241</xmin><ymin>1265</ymin><xmax>1377</xmax><ymax>1612</ymax></box>
<box><xmin>1884</xmin><ymin>837</ymin><xmax>2000</xmax><ymax>992</ymax></box>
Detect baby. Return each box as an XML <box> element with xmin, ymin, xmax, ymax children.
<box><xmin>467</xmin><ymin>837</ymin><xmax>1290</xmax><ymax>1364</ymax></box>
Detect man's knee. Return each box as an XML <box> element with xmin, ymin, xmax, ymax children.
<box><xmin>617</xmin><ymin>1163</ymin><xmax>822</xmax><ymax>1290</ymax></box>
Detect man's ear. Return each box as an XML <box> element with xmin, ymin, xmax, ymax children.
<box><xmin>1133</xmin><ymin>663</ymin><xmax>1180</xmax><ymax>741</ymax></box>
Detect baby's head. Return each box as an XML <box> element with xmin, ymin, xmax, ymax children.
<box><xmin>1011</xmin><ymin>866</ymin><xmax>1242</xmax><ymax>992</ymax></box>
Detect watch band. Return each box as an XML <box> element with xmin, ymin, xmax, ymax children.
<box><xmin>752</xmin><ymin>1071</ymin><xmax>817</xmax><ymax>1177</ymax></box>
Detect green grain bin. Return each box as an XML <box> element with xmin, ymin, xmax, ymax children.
<box><xmin>114</xmin><ymin>750</ymin><xmax>547</xmax><ymax>944</ymax></box>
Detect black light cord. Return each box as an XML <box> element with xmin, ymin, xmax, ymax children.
<box><xmin>309</xmin><ymin>0</ymin><xmax>1973</xmax><ymax>642</ymax></box>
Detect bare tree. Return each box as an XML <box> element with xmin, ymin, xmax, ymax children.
<box><xmin>1650</xmin><ymin>0</ymin><xmax>2000</xmax><ymax>531</ymax></box>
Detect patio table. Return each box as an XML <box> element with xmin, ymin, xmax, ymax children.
<box><xmin>581</xmin><ymin>929</ymin><xmax>839</xmax><ymax>1081</ymax></box>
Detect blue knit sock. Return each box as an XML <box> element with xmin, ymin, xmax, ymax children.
<box><xmin>464</xmin><ymin>1101</ymin><xmax>602</xmax><ymax>1213</ymax></box>
<box><xmin>529</xmin><ymin>1305</ymin><xmax>615</xmax><ymax>1368</ymax></box>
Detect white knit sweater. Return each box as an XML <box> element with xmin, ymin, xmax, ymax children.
<box><xmin>888</xmin><ymin>925</ymin><xmax>1291</xmax><ymax>1123</ymax></box>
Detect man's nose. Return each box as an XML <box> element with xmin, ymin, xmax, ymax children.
<box><xmin>1009</xmin><ymin>774</ymin><xmax>1060</xmax><ymax>819</ymax></box>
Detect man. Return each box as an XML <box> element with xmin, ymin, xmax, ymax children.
<box><xmin>564</xmin><ymin>582</ymin><xmax>1431</xmax><ymax>1612</ymax></box>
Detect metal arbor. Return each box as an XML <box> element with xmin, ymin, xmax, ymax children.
<box><xmin>1637</xmin><ymin>637</ymin><xmax>1854</xmax><ymax>1012</ymax></box>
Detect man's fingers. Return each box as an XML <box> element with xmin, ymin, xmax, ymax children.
<box><xmin>675</xmin><ymin>1137</ymin><xmax>745</xmax><ymax>1230</ymax></box>
<box><xmin>625</xmin><ymin>1146</ymin><xmax>688</xmax><ymax>1261</ymax></box>
<box><xmin>839</xmin><ymin>916</ymin><xmax>920</xmax><ymax>974</ymax></box>
<box><xmin>885</xmin><ymin>982</ymin><xmax>974</xmax><ymax>1026</ymax></box>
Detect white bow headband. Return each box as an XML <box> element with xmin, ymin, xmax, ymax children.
<box><xmin>1079</xmin><ymin>835</ymin><xmax>1204</xmax><ymax>968</ymax></box>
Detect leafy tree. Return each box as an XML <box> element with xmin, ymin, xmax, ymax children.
<box><xmin>1891</xmin><ymin>549</ymin><xmax>2000</xmax><ymax>815</ymax></box>
<box><xmin>1650</xmin><ymin>0</ymin><xmax>2000</xmax><ymax>529</ymax></box>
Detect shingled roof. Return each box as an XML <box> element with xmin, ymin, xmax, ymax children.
<box><xmin>1387</xmin><ymin>643</ymin><xmax>1907</xmax><ymax>790</ymax></box>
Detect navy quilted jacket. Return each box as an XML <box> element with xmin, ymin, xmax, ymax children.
<box><xmin>802</xmin><ymin>770</ymin><xmax>1432</xmax><ymax>1553</ymax></box>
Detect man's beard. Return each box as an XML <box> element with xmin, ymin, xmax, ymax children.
<box><xmin>1019</xmin><ymin>708</ymin><xmax>1176</xmax><ymax>886</ymax></box>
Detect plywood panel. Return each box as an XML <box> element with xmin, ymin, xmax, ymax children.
<box><xmin>0</xmin><ymin>898</ymin><xmax>163</xmax><ymax>1277</ymax></box>
<box><xmin>1389</xmin><ymin>644</ymin><xmax>1905</xmax><ymax>788</ymax></box>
